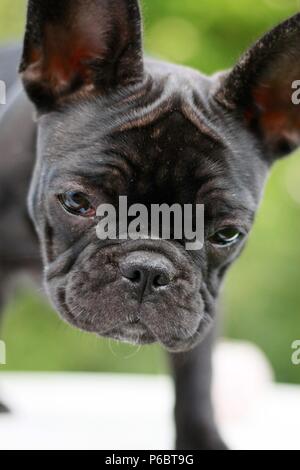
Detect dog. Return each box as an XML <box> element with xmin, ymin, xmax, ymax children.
<box><xmin>0</xmin><ymin>0</ymin><xmax>300</xmax><ymax>450</ymax></box>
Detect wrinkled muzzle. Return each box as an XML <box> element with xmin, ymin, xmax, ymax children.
<box><xmin>45</xmin><ymin>240</ymin><xmax>212</xmax><ymax>352</ymax></box>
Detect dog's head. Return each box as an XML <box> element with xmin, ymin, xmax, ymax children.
<box><xmin>20</xmin><ymin>0</ymin><xmax>300</xmax><ymax>352</ymax></box>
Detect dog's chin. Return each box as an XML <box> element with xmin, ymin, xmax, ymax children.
<box><xmin>52</xmin><ymin>277</ymin><xmax>210</xmax><ymax>353</ymax></box>
<box><xmin>55</xmin><ymin>295</ymin><xmax>212</xmax><ymax>352</ymax></box>
<box><xmin>57</xmin><ymin>301</ymin><xmax>208</xmax><ymax>352</ymax></box>
<box><xmin>88</xmin><ymin>318</ymin><xmax>210</xmax><ymax>353</ymax></box>
<box><xmin>101</xmin><ymin>322</ymin><xmax>157</xmax><ymax>345</ymax></box>
<box><xmin>101</xmin><ymin>323</ymin><xmax>208</xmax><ymax>352</ymax></box>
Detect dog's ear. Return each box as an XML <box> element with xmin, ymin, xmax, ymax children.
<box><xmin>20</xmin><ymin>0</ymin><xmax>143</xmax><ymax>111</ymax></box>
<box><xmin>215</xmin><ymin>14</ymin><xmax>300</xmax><ymax>160</ymax></box>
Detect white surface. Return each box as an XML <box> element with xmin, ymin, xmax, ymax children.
<box><xmin>0</xmin><ymin>374</ymin><xmax>174</xmax><ymax>450</ymax></box>
<box><xmin>0</xmin><ymin>342</ymin><xmax>299</xmax><ymax>450</ymax></box>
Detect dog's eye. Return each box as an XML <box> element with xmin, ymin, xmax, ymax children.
<box><xmin>58</xmin><ymin>191</ymin><xmax>96</xmax><ymax>218</ymax></box>
<box><xmin>209</xmin><ymin>227</ymin><xmax>243</xmax><ymax>247</ymax></box>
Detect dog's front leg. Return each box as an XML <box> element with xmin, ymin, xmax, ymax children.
<box><xmin>169</xmin><ymin>328</ymin><xmax>227</xmax><ymax>450</ymax></box>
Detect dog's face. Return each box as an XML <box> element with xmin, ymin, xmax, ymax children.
<box><xmin>21</xmin><ymin>1</ymin><xmax>300</xmax><ymax>352</ymax></box>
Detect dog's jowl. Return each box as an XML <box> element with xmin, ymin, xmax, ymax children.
<box><xmin>1</xmin><ymin>0</ymin><xmax>300</xmax><ymax>450</ymax></box>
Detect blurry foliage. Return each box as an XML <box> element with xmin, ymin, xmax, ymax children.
<box><xmin>0</xmin><ymin>0</ymin><xmax>26</xmax><ymax>41</ymax></box>
<box><xmin>1</xmin><ymin>0</ymin><xmax>300</xmax><ymax>383</ymax></box>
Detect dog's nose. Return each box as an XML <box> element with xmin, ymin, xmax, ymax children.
<box><xmin>120</xmin><ymin>252</ymin><xmax>175</xmax><ymax>302</ymax></box>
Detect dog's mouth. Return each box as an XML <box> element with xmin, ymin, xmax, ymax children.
<box><xmin>58</xmin><ymin>293</ymin><xmax>207</xmax><ymax>352</ymax></box>
<box><xmin>90</xmin><ymin>312</ymin><xmax>208</xmax><ymax>352</ymax></box>
<box><xmin>47</xmin><ymin>240</ymin><xmax>209</xmax><ymax>351</ymax></box>
<box><xmin>100</xmin><ymin>322</ymin><xmax>205</xmax><ymax>352</ymax></box>
<box><xmin>101</xmin><ymin>320</ymin><xmax>156</xmax><ymax>345</ymax></box>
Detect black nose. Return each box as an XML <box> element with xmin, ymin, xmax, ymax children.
<box><xmin>120</xmin><ymin>252</ymin><xmax>175</xmax><ymax>302</ymax></box>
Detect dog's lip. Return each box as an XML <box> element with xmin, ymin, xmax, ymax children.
<box><xmin>62</xmin><ymin>306</ymin><xmax>203</xmax><ymax>350</ymax></box>
<box><xmin>162</xmin><ymin>317</ymin><xmax>212</xmax><ymax>352</ymax></box>
<box><xmin>101</xmin><ymin>317</ymin><xmax>204</xmax><ymax>351</ymax></box>
<box><xmin>59</xmin><ymin>294</ymin><xmax>206</xmax><ymax>349</ymax></box>
<box><xmin>100</xmin><ymin>321</ymin><xmax>156</xmax><ymax>344</ymax></box>
<box><xmin>160</xmin><ymin>334</ymin><xmax>201</xmax><ymax>352</ymax></box>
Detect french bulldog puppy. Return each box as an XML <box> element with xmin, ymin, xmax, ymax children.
<box><xmin>1</xmin><ymin>0</ymin><xmax>300</xmax><ymax>450</ymax></box>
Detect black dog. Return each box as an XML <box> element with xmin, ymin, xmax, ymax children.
<box><xmin>1</xmin><ymin>0</ymin><xmax>300</xmax><ymax>450</ymax></box>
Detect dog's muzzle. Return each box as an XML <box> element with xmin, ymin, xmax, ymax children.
<box><xmin>47</xmin><ymin>240</ymin><xmax>208</xmax><ymax>351</ymax></box>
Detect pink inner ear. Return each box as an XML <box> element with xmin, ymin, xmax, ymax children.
<box><xmin>250</xmin><ymin>81</ymin><xmax>300</xmax><ymax>147</ymax></box>
<box><xmin>40</xmin><ymin>21</ymin><xmax>106</xmax><ymax>94</ymax></box>
<box><xmin>21</xmin><ymin>0</ymin><xmax>143</xmax><ymax>107</ymax></box>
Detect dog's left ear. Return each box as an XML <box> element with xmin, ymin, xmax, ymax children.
<box><xmin>20</xmin><ymin>0</ymin><xmax>143</xmax><ymax>111</ymax></box>
<box><xmin>215</xmin><ymin>13</ymin><xmax>300</xmax><ymax>160</ymax></box>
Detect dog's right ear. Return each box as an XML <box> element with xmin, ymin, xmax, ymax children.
<box><xmin>20</xmin><ymin>0</ymin><xmax>144</xmax><ymax>111</ymax></box>
<box><xmin>215</xmin><ymin>13</ymin><xmax>300</xmax><ymax>160</ymax></box>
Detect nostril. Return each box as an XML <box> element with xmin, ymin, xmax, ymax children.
<box><xmin>153</xmin><ymin>273</ymin><xmax>170</xmax><ymax>288</ymax></box>
<box><xmin>120</xmin><ymin>252</ymin><xmax>176</xmax><ymax>300</ymax></box>
<box><xmin>130</xmin><ymin>270</ymin><xmax>142</xmax><ymax>283</ymax></box>
<box><xmin>120</xmin><ymin>262</ymin><xmax>143</xmax><ymax>284</ymax></box>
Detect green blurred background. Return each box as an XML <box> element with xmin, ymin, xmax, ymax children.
<box><xmin>1</xmin><ymin>0</ymin><xmax>300</xmax><ymax>383</ymax></box>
